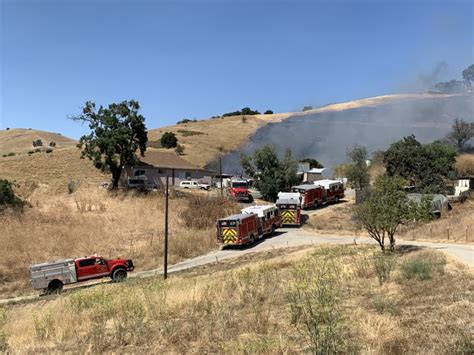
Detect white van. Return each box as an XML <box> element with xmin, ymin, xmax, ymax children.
<box><xmin>179</xmin><ymin>180</ymin><xmax>210</xmax><ymax>190</ymax></box>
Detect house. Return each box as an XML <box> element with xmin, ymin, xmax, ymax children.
<box><xmin>121</xmin><ymin>150</ymin><xmax>215</xmax><ymax>188</ymax></box>
<box><xmin>302</xmin><ymin>168</ymin><xmax>332</xmax><ymax>183</ymax></box>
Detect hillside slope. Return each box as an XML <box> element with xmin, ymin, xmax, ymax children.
<box><xmin>0</xmin><ymin>128</ymin><xmax>77</xmax><ymax>154</ymax></box>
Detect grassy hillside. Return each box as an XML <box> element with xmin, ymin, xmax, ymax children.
<box><xmin>2</xmin><ymin>245</ymin><xmax>472</xmax><ymax>353</ymax></box>
<box><xmin>0</xmin><ymin>128</ymin><xmax>77</xmax><ymax>155</ymax></box>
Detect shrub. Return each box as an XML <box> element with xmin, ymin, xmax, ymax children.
<box><xmin>177</xmin><ymin>118</ymin><xmax>197</xmax><ymax>124</ymax></box>
<box><xmin>160</xmin><ymin>132</ymin><xmax>178</xmax><ymax>148</ymax></box>
<box><xmin>34</xmin><ymin>148</ymin><xmax>41</xmax><ymax>153</ymax></box>
<box><xmin>302</xmin><ymin>106</ymin><xmax>313</xmax><ymax>111</ymax></box>
<box><xmin>222</xmin><ymin>107</ymin><xmax>260</xmax><ymax>117</ymax></box>
<box><xmin>400</xmin><ymin>252</ymin><xmax>446</xmax><ymax>281</ymax></box>
<box><xmin>288</xmin><ymin>256</ymin><xmax>347</xmax><ymax>353</ymax></box>
<box><xmin>7</xmin><ymin>152</ymin><xmax>15</xmax><ymax>157</ymax></box>
<box><xmin>46</xmin><ymin>148</ymin><xmax>53</xmax><ymax>153</ymax></box>
<box><xmin>180</xmin><ymin>195</ymin><xmax>240</xmax><ymax>230</ymax></box>
<box><xmin>27</xmin><ymin>150</ymin><xmax>35</xmax><ymax>155</ymax></box>
<box><xmin>174</xmin><ymin>144</ymin><xmax>185</xmax><ymax>155</ymax></box>
<box><xmin>372</xmin><ymin>253</ymin><xmax>396</xmax><ymax>285</ymax></box>
<box><xmin>264</xmin><ymin>110</ymin><xmax>273</xmax><ymax>114</ymax></box>
<box><xmin>0</xmin><ymin>179</ymin><xmax>23</xmax><ymax>211</ymax></box>
<box><xmin>32</xmin><ymin>139</ymin><xmax>43</xmax><ymax>147</ymax></box>
<box><xmin>68</xmin><ymin>180</ymin><xmax>77</xmax><ymax>194</ymax></box>
<box><xmin>49</xmin><ymin>141</ymin><xmax>56</xmax><ymax>147</ymax></box>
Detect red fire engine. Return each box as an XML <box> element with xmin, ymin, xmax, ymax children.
<box><xmin>216</xmin><ymin>213</ymin><xmax>261</xmax><ymax>246</ymax></box>
<box><xmin>316</xmin><ymin>179</ymin><xmax>345</xmax><ymax>204</ymax></box>
<box><xmin>241</xmin><ymin>205</ymin><xmax>282</xmax><ymax>236</ymax></box>
<box><xmin>277</xmin><ymin>184</ymin><xmax>323</xmax><ymax>209</ymax></box>
<box><xmin>275</xmin><ymin>198</ymin><xmax>302</xmax><ymax>226</ymax></box>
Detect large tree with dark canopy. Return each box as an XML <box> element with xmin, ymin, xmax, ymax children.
<box><xmin>73</xmin><ymin>100</ymin><xmax>148</xmax><ymax>189</ymax></box>
<box><xmin>446</xmin><ymin>117</ymin><xmax>474</xmax><ymax>151</ymax></box>
<box><xmin>383</xmin><ymin>135</ymin><xmax>456</xmax><ymax>193</ymax></box>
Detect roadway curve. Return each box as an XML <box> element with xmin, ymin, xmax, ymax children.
<box><xmin>1</xmin><ymin>229</ymin><xmax>472</xmax><ymax>305</ymax></box>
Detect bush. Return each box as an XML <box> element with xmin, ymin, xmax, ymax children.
<box><xmin>176</xmin><ymin>119</ymin><xmax>197</xmax><ymax>124</ymax></box>
<box><xmin>400</xmin><ymin>252</ymin><xmax>446</xmax><ymax>281</ymax></box>
<box><xmin>222</xmin><ymin>107</ymin><xmax>260</xmax><ymax>117</ymax></box>
<box><xmin>0</xmin><ymin>179</ymin><xmax>23</xmax><ymax>211</ymax></box>
<box><xmin>32</xmin><ymin>139</ymin><xmax>43</xmax><ymax>147</ymax></box>
<box><xmin>34</xmin><ymin>148</ymin><xmax>41</xmax><ymax>153</ymax></box>
<box><xmin>160</xmin><ymin>132</ymin><xmax>178</xmax><ymax>148</ymax></box>
<box><xmin>68</xmin><ymin>180</ymin><xmax>78</xmax><ymax>194</ymax></box>
<box><xmin>372</xmin><ymin>253</ymin><xmax>396</xmax><ymax>285</ymax></box>
<box><xmin>180</xmin><ymin>195</ymin><xmax>240</xmax><ymax>230</ymax></box>
<box><xmin>2</xmin><ymin>153</ymin><xmax>15</xmax><ymax>157</ymax></box>
<box><xmin>177</xmin><ymin>129</ymin><xmax>205</xmax><ymax>137</ymax></box>
<box><xmin>264</xmin><ymin>110</ymin><xmax>273</xmax><ymax>114</ymax></box>
<box><xmin>46</xmin><ymin>148</ymin><xmax>53</xmax><ymax>153</ymax></box>
<box><xmin>49</xmin><ymin>141</ymin><xmax>56</xmax><ymax>147</ymax></box>
<box><xmin>27</xmin><ymin>150</ymin><xmax>35</xmax><ymax>155</ymax></box>
<box><xmin>174</xmin><ymin>144</ymin><xmax>185</xmax><ymax>155</ymax></box>
<box><xmin>302</xmin><ymin>106</ymin><xmax>313</xmax><ymax>111</ymax></box>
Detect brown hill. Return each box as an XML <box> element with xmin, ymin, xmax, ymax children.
<box><xmin>0</xmin><ymin>128</ymin><xmax>77</xmax><ymax>155</ymax></box>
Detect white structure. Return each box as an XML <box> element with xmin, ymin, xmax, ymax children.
<box><xmin>241</xmin><ymin>205</ymin><xmax>277</xmax><ymax>217</ymax></box>
<box><xmin>302</xmin><ymin>168</ymin><xmax>332</xmax><ymax>182</ymax></box>
<box><xmin>455</xmin><ymin>178</ymin><xmax>471</xmax><ymax>196</ymax></box>
<box><xmin>315</xmin><ymin>179</ymin><xmax>343</xmax><ymax>190</ymax></box>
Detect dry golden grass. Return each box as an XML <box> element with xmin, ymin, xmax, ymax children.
<box><xmin>0</xmin><ymin>129</ymin><xmax>76</xmax><ymax>155</ymax></box>
<box><xmin>456</xmin><ymin>153</ymin><xmax>474</xmax><ymax>176</ymax></box>
<box><xmin>0</xmin><ymin>188</ymin><xmax>240</xmax><ymax>298</ymax></box>
<box><xmin>399</xmin><ymin>198</ymin><xmax>474</xmax><ymax>243</ymax></box>
<box><xmin>2</xmin><ymin>245</ymin><xmax>472</xmax><ymax>353</ymax></box>
<box><xmin>304</xmin><ymin>199</ymin><xmax>360</xmax><ymax>235</ymax></box>
<box><xmin>0</xmin><ymin>147</ymin><xmax>107</xmax><ymax>193</ymax></box>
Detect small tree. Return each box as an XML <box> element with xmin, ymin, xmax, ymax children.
<box><xmin>48</xmin><ymin>141</ymin><xmax>56</xmax><ymax>147</ymax></box>
<box><xmin>174</xmin><ymin>143</ymin><xmax>185</xmax><ymax>155</ymax></box>
<box><xmin>161</xmin><ymin>132</ymin><xmax>178</xmax><ymax>148</ymax></box>
<box><xmin>73</xmin><ymin>100</ymin><xmax>148</xmax><ymax>189</ymax></box>
<box><xmin>446</xmin><ymin>118</ymin><xmax>474</xmax><ymax>151</ymax></box>
<box><xmin>300</xmin><ymin>158</ymin><xmax>323</xmax><ymax>169</ymax></box>
<box><xmin>462</xmin><ymin>64</ymin><xmax>474</xmax><ymax>86</ymax></box>
<box><xmin>302</xmin><ymin>106</ymin><xmax>313</xmax><ymax>112</ymax></box>
<box><xmin>354</xmin><ymin>176</ymin><xmax>431</xmax><ymax>252</ymax></box>
<box><xmin>241</xmin><ymin>145</ymin><xmax>299</xmax><ymax>201</ymax></box>
<box><xmin>264</xmin><ymin>110</ymin><xmax>273</xmax><ymax>114</ymax></box>
<box><xmin>32</xmin><ymin>139</ymin><xmax>43</xmax><ymax>147</ymax></box>
<box><xmin>346</xmin><ymin>145</ymin><xmax>370</xmax><ymax>190</ymax></box>
<box><xmin>0</xmin><ymin>179</ymin><xmax>23</xmax><ymax>211</ymax></box>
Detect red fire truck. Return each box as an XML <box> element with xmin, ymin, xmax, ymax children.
<box><xmin>277</xmin><ymin>184</ymin><xmax>323</xmax><ymax>209</ymax></box>
<box><xmin>316</xmin><ymin>179</ymin><xmax>345</xmax><ymax>204</ymax></box>
<box><xmin>241</xmin><ymin>205</ymin><xmax>281</xmax><ymax>236</ymax></box>
<box><xmin>29</xmin><ymin>254</ymin><xmax>134</xmax><ymax>294</ymax></box>
<box><xmin>216</xmin><ymin>213</ymin><xmax>262</xmax><ymax>246</ymax></box>
<box><xmin>275</xmin><ymin>198</ymin><xmax>302</xmax><ymax>226</ymax></box>
<box><xmin>228</xmin><ymin>178</ymin><xmax>253</xmax><ymax>202</ymax></box>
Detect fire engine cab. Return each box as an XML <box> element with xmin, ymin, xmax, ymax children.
<box><xmin>241</xmin><ymin>205</ymin><xmax>281</xmax><ymax>236</ymax></box>
<box><xmin>216</xmin><ymin>213</ymin><xmax>261</xmax><ymax>246</ymax></box>
<box><xmin>275</xmin><ymin>198</ymin><xmax>302</xmax><ymax>226</ymax></box>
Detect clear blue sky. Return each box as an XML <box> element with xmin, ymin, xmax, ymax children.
<box><xmin>1</xmin><ymin>0</ymin><xmax>472</xmax><ymax>139</ymax></box>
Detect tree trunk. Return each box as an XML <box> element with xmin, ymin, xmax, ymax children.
<box><xmin>389</xmin><ymin>234</ymin><xmax>396</xmax><ymax>252</ymax></box>
<box><xmin>111</xmin><ymin>167</ymin><xmax>122</xmax><ymax>190</ymax></box>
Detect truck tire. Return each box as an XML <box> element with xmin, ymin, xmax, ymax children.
<box><xmin>248</xmin><ymin>234</ymin><xmax>256</xmax><ymax>245</ymax></box>
<box><xmin>112</xmin><ymin>268</ymin><xmax>127</xmax><ymax>282</ymax></box>
<box><xmin>47</xmin><ymin>279</ymin><xmax>63</xmax><ymax>295</ymax></box>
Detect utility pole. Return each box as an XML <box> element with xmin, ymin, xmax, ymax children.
<box><xmin>164</xmin><ymin>175</ymin><xmax>169</xmax><ymax>279</ymax></box>
<box><xmin>219</xmin><ymin>156</ymin><xmax>223</xmax><ymax>197</ymax></box>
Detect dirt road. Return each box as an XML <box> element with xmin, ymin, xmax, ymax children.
<box><xmin>2</xmin><ymin>229</ymin><xmax>472</xmax><ymax>305</ymax></box>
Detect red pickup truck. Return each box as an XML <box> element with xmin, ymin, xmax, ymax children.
<box><xmin>30</xmin><ymin>255</ymin><xmax>134</xmax><ymax>294</ymax></box>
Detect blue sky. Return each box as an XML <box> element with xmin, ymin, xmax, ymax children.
<box><xmin>1</xmin><ymin>0</ymin><xmax>472</xmax><ymax>139</ymax></box>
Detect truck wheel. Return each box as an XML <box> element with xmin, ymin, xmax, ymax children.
<box><xmin>249</xmin><ymin>234</ymin><xmax>255</xmax><ymax>245</ymax></box>
<box><xmin>112</xmin><ymin>268</ymin><xmax>127</xmax><ymax>282</ymax></box>
<box><xmin>47</xmin><ymin>280</ymin><xmax>63</xmax><ymax>295</ymax></box>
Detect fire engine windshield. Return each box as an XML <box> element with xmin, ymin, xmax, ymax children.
<box><xmin>219</xmin><ymin>220</ymin><xmax>237</xmax><ymax>227</ymax></box>
<box><xmin>232</xmin><ymin>182</ymin><xmax>248</xmax><ymax>188</ymax></box>
<box><xmin>278</xmin><ymin>204</ymin><xmax>297</xmax><ymax>209</ymax></box>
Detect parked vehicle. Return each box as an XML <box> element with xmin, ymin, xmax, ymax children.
<box><xmin>29</xmin><ymin>254</ymin><xmax>134</xmax><ymax>294</ymax></box>
<box><xmin>275</xmin><ymin>198</ymin><xmax>302</xmax><ymax>226</ymax></box>
<box><xmin>179</xmin><ymin>180</ymin><xmax>210</xmax><ymax>190</ymax></box>
<box><xmin>279</xmin><ymin>184</ymin><xmax>324</xmax><ymax>209</ymax></box>
<box><xmin>229</xmin><ymin>178</ymin><xmax>253</xmax><ymax>202</ymax></box>
<box><xmin>127</xmin><ymin>175</ymin><xmax>158</xmax><ymax>190</ymax></box>
<box><xmin>216</xmin><ymin>213</ymin><xmax>261</xmax><ymax>246</ymax></box>
<box><xmin>241</xmin><ymin>205</ymin><xmax>281</xmax><ymax>236</ymax></box>
<box><xmin>315</xmin><ymin>179</ymin><xmax>345</xmax><ymax>203</ymax></box>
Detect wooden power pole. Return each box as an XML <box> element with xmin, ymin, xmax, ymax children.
<box><xmin>164</xmin><ymin>175</ymin><xmax>169</xmax><ymax>279</ymax></box>
<box><xmin>219</xmin><ymin>157</ymin><xmax>223</xmax><ymax>197</ymax></box>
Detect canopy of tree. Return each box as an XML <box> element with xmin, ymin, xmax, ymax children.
<box><xmin>345</xmin><ymin>145</ymin><xmax>370</xmax><ymax>190</ymax></box>
<box><xmin>0</xmin><ymin>179</ymin><xmax>24</xmax><ymax>211</ymax></box>
<box><xmin>446</xmin><ymin>117</ymin><xmax>474</xmax><ymax>151</ymax></box>
<box><xmin>300</xmin><ymin>158</ymin><xmax>323</xmax><ymax>169</ymax></box>
<box><xmin>222</xmin><ymin>107</ymin><xmax>260</xmax><ymax>117</ymax></box>
<box><xmin>241</xmin><ymin>145</ymin><xmax>299</xmax><ymax>201</ymax></box>
<box><xmin>73</xmin><ymin>100</ymin><xmax>148</xmax><ymax>189</ymax></box>
<box><xmin>383</xmin><ymin>135</ymin><xmax>457</xmax><ymax>194</ymax></box>
<box><xmin>354</xmin><ymin>175</ymin><xmax>432</xmax><ymax>252</ymax></box>
<box><xmin>161</xmin><ymin>132</ymin><xmax>178</xmax><ymax>148</ymax></box>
